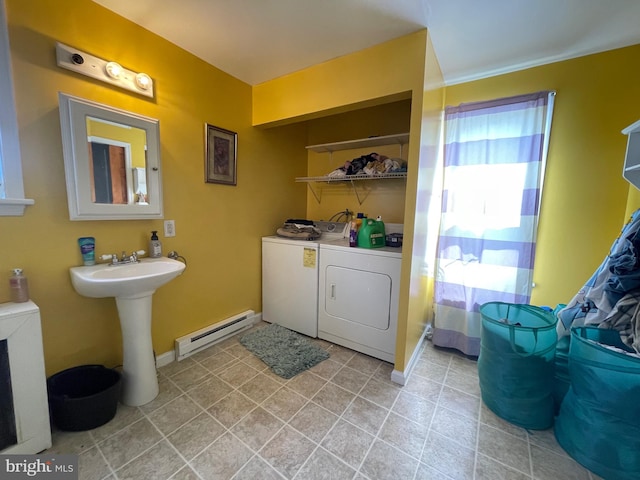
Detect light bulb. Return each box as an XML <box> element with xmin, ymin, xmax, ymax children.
<box><xmin>135</xmin><ymin>72</ymin><xmax>151</xmax><ymax>90</ymax></box>
<box><xmin>105</xmin><ymin>61</ymin><xmax>122</xmax><ymax>79</ymax></box>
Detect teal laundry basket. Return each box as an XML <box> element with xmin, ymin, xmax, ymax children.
<box><xmin>478</xmin><ymin>302</ymin><xmax>558</xmax><ymax>430</ymax></box>
<box><xmin>551</xmin><ymin>304</ymin><xmax>570</xmax><ymax>414</ymax></box>
<box><xmin>553</xmin><ymin>335</ymin><xmax>571</xmax><ymax>414</ymax></box>
<box><xmin>554</xmin><ymin>327</ymin><xmax>640</xmax><ymax>480</ymax></box>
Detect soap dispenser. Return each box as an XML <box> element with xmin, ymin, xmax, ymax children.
<box><xmin>149</xmin><ymin>231</ymin><xmax>162</xmax><ymax>258</ymax></box>
<box><xmin>9</xmin><ymin>268</ymin><xmax>29</xmax><ymax>303</ymax></box>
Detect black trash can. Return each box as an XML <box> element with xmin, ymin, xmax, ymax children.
<box><xmin>47</xmin><ymin>364</ymin><xmax>121</xmax><ymax>431</ymax></box>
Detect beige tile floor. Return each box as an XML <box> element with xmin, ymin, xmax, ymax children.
<box><xmin>46</xmin><ymin>322</ymin><xmax>600</xmax><ymax>480</ymax></box>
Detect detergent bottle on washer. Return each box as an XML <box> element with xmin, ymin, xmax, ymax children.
<box><xmin>357</xmin><ymin>216</ymin><xmax>386</xmax><ymax>248</ymax></box>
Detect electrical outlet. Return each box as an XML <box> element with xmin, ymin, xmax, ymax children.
<box><xmin>164</xmin><ymin>220</ymin><xmax>176</xmax><ymax>237</ymax></box>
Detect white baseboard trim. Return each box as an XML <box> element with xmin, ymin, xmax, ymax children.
<box><xmin>156</xmin><ymin>350</ymin><xmax>175</xmax><ymax>368</ymax></box>
<box><xmin>391</xmin><ymin>327</ymin><xmax>429</xmax><ymax>385</ymax></box>
<box><xmin>390</xmin><ymin>368</ymin><xmax>406</xmax><ymax>385</ymax></box>
<box><xmin>155</xmin><ymin>311</ymin><xmax>263</xmax><ymax>369</ymax></box>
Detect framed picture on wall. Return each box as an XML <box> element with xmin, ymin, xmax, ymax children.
<box><xmin>205</xmin><ymin>123</ymin><xmax>237</xmax><ymax>185</ymax></box>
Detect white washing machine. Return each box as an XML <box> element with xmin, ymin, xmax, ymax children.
<box><xmin>261</xmin><ymin>222</ymin><xmax>348</xmax><ymax>338</ymax></box>
<box><xmin>262</xmin><ymin>236</ymin><xmax>319</xmax><ymax>337</ymax></box>
<box><xmin>318</xmin><ymin>239</ymin><xmax>402</xmax><ymax>363</ymax></box>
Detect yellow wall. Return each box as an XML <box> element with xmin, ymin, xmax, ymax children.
<box><xmin>2</xmin><ymin>0</ymin><xmax>308</xmax><ymax>375</ymax></box>
<box><xmin>253</xmin><ymin>32</ymin><xmax>426</xmax><ymax>127</ymax></box>
<box><xmin>445</xmin><ymin>44</ymin><xmax>640</xmax><ymax>308</ymax></box>
<box><xmin>254</xmin><ymin>31</ymin><xmax>640</xmax><ymax>372</ymax></box>
<box><xmin>7</xmin><ymin>0</ymin><xmax>637</xmax><ymax>380</ymax></box>
<box><xmin>305</xmin><ymin>100</ymin><xmax>411</xmax><ymax>222</ymax></box>
<box><xmin>626</xmin><ymin>187</ymin><xmax>640</xmax><ymax>220</ymax></box>
<box><xmin>254</xmin><ymin>31</ymin><xmax>435</xmax><ymax>375</ymax></box>
<box><xmin>398</xmin><ymin>32</ymin><xmax>444</xmax><ymax>369</ymax></box>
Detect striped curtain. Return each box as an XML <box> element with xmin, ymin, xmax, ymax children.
<box><xmin>432</xmin><ymin>91</ymin><xmax>555</xmax><ymax>356</ymax></box>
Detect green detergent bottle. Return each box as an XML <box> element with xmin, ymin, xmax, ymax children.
<box><xmin>357</xmin><ymin>217</ymin><xmax>386</xmax><ymax>248</ymax></box>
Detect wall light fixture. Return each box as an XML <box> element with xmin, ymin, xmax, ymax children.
<box><xmin>135</xmin><ymin>73</ymin><xmax>152</xmax><ymax>91</ymax></box>
<box><xmin>55</xmin><ymin>42</ymin><xmax>154</xmax><ymax>98</ymax></box>
<box><xmin>104</xmin><ymin>61</ymin><xmax>123</xmax><ymax>79</ymax></box>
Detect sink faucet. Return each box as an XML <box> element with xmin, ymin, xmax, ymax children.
<box><xmin>100</xmin><ymin>250</ymin><xmax>145</xmax><ymax>266</ymax></box>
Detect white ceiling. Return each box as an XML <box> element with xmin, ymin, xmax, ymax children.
<box><xmin>93</xmin><ymin>0</ymin><xmax>640</xmax><ymax>86</ymax></box>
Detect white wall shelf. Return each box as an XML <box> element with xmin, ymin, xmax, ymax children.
<box><xmin>300</xmin><ymin>133</ymin><xmax>409</xmax><ymax>204</ymax></box>
<box><xmin>296</xmin><ymin>172</ymin><xmax>407</xmax><ymax>183</ymax></box>
<box><xmin>305</xmin><ymin>133</ymin><xmax>409</xmax><ymax>153</ymax></box>
<box><xmin>300</xmin><ymin>132</ymin><xmax>409</xmax><ymax>205</ymax></box>
<box><xmin>296</xmin><ymin>172</ymin><xmax>407</xmax><ymax>204</ymax></box>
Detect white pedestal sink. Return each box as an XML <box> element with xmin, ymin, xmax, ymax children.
<box><xmin>69</xmin><ymin>257</ymin><xmax>185</xmax><ymax>406</ymax></box>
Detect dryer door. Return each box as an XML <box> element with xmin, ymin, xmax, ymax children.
<box><xmin>324</xmin><ymin>266</ymin><xmax>391</xmax><ymax>330</ymax></box>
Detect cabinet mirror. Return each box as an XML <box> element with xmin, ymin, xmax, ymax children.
<box><xmin>58</xmin><ymin>93</ymin><xmax>163</xmax><ymax>220</ymax></box>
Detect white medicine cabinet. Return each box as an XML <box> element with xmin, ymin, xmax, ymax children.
<box><xmin>58</xmin><ymin>93</ymin><xmax>163</xmax><ymax>220</ymax></box>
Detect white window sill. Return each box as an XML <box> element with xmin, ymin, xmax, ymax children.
<box><xmin>0</xmin><ymin>197</ymin><xmax>35</xmax><ymax>216</ymax></box>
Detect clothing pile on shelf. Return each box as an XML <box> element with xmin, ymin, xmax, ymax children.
<box><xmin>326</xmin><ymin>152</ymin><xmax>407</xmax><ymax>178</ymax></box>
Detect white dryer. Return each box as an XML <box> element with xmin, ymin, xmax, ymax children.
<box><xmin>318</xmin><ymin>240</ymin><xmax>401</xmax><ymax>363</ymax></box>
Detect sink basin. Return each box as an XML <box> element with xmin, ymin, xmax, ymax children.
<box><xmin>69</xmin><ymin>256</ymin><xmax>186</xmax><ymax>406</ymax></box>
<box><xmin>70</xmin><ymin>257</ymin><xmax>185</xmax><ymax>298</ymax></box>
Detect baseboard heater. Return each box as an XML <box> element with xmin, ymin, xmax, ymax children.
<box><xmin>175</xmin><ymin>310</ymin><xmax>257</xmax><ymax>361</ymax></box>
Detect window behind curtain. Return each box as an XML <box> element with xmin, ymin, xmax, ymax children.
<box><xmin>0</xmin><ymin>0</ymin><xmax>32</xmax><ymax>215</ymax></box>
<box><xmin>432</xmin><ymin>91</ymin><xmax>555</xmax><ymax>356</ymax></box>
